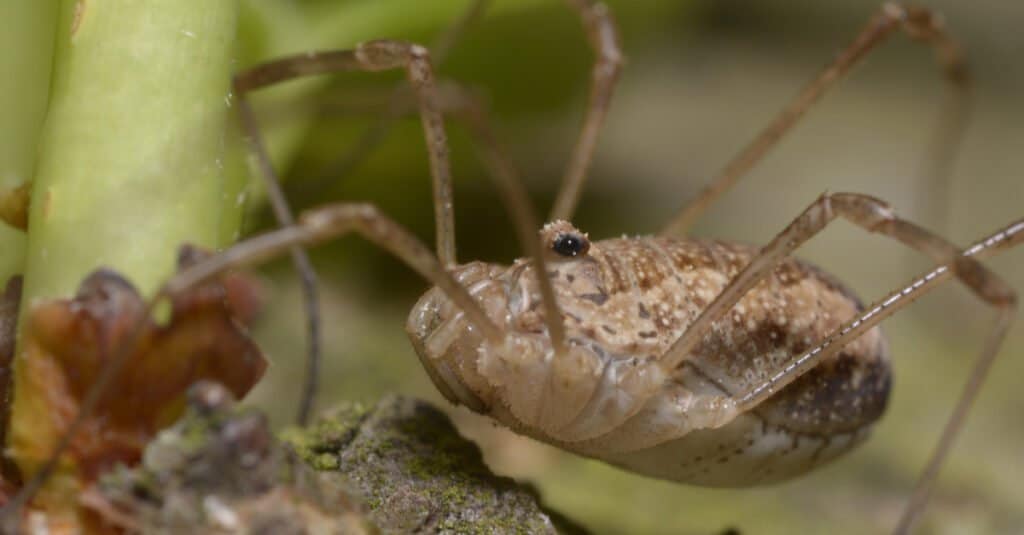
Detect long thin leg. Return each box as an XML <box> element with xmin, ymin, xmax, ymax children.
<box><xmin>726</xmin><ymin>217</ymin><xmax>1022</xmax><ymax>535</ymax></box>
<box><xmin>166</xmin><ymin>203</ymin><xmax>504</xmax><ymax>343</ymax></box>
<box><xmin>0</xmin><ymin>202</ymin><xmax>509</xmax><ymax>525</ymax></box>
<box><xmin>234</xmin><ymin>40</ymin><xmax>458</xmax><ymax>425</ymax></box>
<box><xmin>300</xmin><ymin>76</ymin><xmax>573</xmax><ymax>357</ymax></box>
<box><xmin>446</xmin><ymin>85</ymin><xmax>573</xmax><ymax>412</ymax></box>
<box><xmin>311</xmin><ymin>0</ymin><xmax>624</xmax><ymax>225</ymax></box>
<box><xmin>238</xmin><ymin>41</ymin><xmax>572</xmax><ymax>351</ymax></box>
<box><xmin>1</xmin><ymin>42</ymin><xmax>479</xmax><ymax>521</ymax></box>
<box><xmin>660</xmin><ymin>192</ymin><xmax>1013</xmax><ymax>375</ymax></box>
<box><xmin>336</xmin><ymin>83</ymin><xmax>580</xmax><ymax>425</ymax></box>
<box><xmin>238</xmin><ymin>9</ymin><xmax>491</xmax><ymax>424</ymax></box>
<box><xmin>428</xmin><ymin>0</ymin><xmax>494</xmax><ymax>71</ymax></box>
<box><xmin>657</xmin><ymin>191</ymin><xmax>1017</xmax><ymax>533</ymax></box>
<box><xmin>242</xmin><ymin>37</ymin><xmax>578</xmax><ymax>414</ymax></box>
<box><xmin>916</xmin><ymin>73</ymin><xmax>971</xmax><ymax>234</ymax></box>
<box><xmin>235</xmin><ymin>96</ymin><xmax>322</xmax><ymax>426</ymax></box>
<box><xmin>549</xmin><ymin>0</ymin><xmax>624</xmax><ymax>222</ymax></box>
<box><xmin>434</xmin><ymin>81</ymin><xmax>576</xmax><ymax>349</ymax></box>
<box><xmin>236</xmin><ymin>40</ymin><xmax>459</xmax><ymax>268</ymax></box>
<box><xmin>309</xmin><ymin>0</ymin><xmax>493</xmax><ymax>190</ymax></box>
<box><xmin>660</xmin><ymin>3</ymin><xmax>971</xmax><ymax>237</ymax></box>
<box><xmin>317</xmin><ymin>78</ymin><xmax>574</xmax><ymax>355</ymax></box>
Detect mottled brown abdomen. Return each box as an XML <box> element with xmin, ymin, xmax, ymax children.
<box><xmin>408</xmin><ymin>230</ymin><xmax>892</xmax><ymax>486</ymax></box>
<box><xmin>561</xmin><ymin>237</ymin><xmax>892</xmax><ymax>484</ymax></box>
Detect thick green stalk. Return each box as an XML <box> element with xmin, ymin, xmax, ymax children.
<box><xmin>19</xmin><ymin>0</ymin><xmax>240</xmax><ymax>302</ymax></box>
<box><xmin>10</xmin><ymin>0</ymin><xmax>240</xmax><ymax>505</ymax></box>
<box><xmin>0</xmin><ymin>0</ymin><xmax>58</xmax><ymax>282</ymax></box>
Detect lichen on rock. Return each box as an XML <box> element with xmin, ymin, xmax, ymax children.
<box><xmin>89</xmin><ymin>387</ymin><xmax>585</xmax><ymax>534</ymax></box>
<box><xmin>87</xmin><ymin>381</ymin><xmax>373</xmax><ymax>534</ymax></box>
<box><xmin>282</xmin><ymin>395</ymin><xmax>586</xmax><ymax>534</ymax></box>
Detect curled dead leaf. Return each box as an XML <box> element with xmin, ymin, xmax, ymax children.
<box><xmin>18</xmin><ymin>245</ymin><xmax>267</xmax><ymax>482</ymax></box>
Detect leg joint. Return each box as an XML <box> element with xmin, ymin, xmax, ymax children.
<box><xmin>355</xmin><ymin>40</ymin><xmax>423</xmax><ymax>71</ymax></box>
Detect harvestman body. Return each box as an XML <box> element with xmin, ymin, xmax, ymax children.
<box><xmin>7</xmin><ymin>2</ymin><xmax>1021</xmax><ymax>534</ymax></box>
<box><xmin>407</xmin><ymin>222</ymin><xmax>891</xmax><ymax>486</ymax></box>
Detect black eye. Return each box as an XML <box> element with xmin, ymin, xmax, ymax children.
<box><xmin>552</xmin><ymin>233</ymin><xmax>588</xmax><ymax>257</ymax></box>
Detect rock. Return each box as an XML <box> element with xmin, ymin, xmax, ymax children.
<box><xmin>282</xmin><ymin>395</ymin><xmax>587</xmax><ymax>534</ymax></box>
<box><xmin>90</xmin><ymin>385</ymin><xmax>585</xmax><ymax>534</ymax></box>
<box><xmin>88</xmin><ymin>381</ymin><xmax>374</xmax><ymax>534</ymax></box>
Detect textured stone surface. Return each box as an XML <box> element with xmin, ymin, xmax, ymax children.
<box><xmin>89</xmin><ymin>381</ymin><xmax>373</xmax><ymax>534</ymax></box>
<box><xmin>283</xmin><ymin>395</ymin><xmax>585</xmax><ymax>534</ymax></box>
<box><xmin>91</xmin><ymin>387</ymin><xmax>582</xmax><ymax>534</ymax></box>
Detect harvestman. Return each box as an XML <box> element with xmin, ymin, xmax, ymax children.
<box><xmin>7</xmin><ymin>2</ymin><xmax>1021</xmax><ymax>534</ymax></box>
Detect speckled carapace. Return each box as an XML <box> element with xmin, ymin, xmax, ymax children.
<box><xmin>408</xmin><ymin>221</ymin><xmax>890</xmax><ymax>486</ymax></box>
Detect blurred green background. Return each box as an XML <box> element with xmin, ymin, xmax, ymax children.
<box><xmin>239</xmin><ymin>1</ymin><xmax>1024</xmax><ymax>533</ymax></box>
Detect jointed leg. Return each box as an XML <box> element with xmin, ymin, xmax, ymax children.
<box><xmin>549</xmin><ymin>0</ymin><xmax>624</xmax><ymax>222</ymax></box>
<box><xmin>235</xmin><ymin>97</ymin><xmax>322</xmax><ymax>426</ymax></box>
<box><xmin>1</xmin><ymin>202</ymin><xmax>511</xmax><ymax>524</ymax></box>
<box><xmin>233</xmin><ymin>40</ymin><xmax>461</xmax><ymax>426</ymax></box>
<box><xmin>168</xmin><ymin>203</ymin><xmax>503</xmax><ymax>343</ymax></box>
<box><xmin>236</xmin><ymin>41</ymin><xmax>459</xmax><ymax>267</ymax></box>
<box><xmin>582</xmin><ymin>198</ymin><xmax>1017</xmax><ymax>453</ymax></box>
<box><xmin>236</xmin><ymin>35</ymin><xmax>577</xmax><ymax>397</ymax></box>
<box><xmin>310</xmin><ymin>0</ymin><xmax>493</xmax><ymax>189</ymax></box>
<box><xmin>660</xmin><ymin>3</ymin><xmax>971</xmax><ymax>237</ymax></box>
<box><xmin>658</xmin><ymin>190</ymin><xmax>1017</xmax><ymax>533</ymax></box>
<box><xmin>313</xmin><ymin>0</ymin><xmax>623</xmax><ymax>225</ymax></box>
<box><xmin>446</xmin><ymin>86</ymin><xmax>581</xmax><ymax>422</ymax></box>
<box><xmin>729</xmin><ymin>217</ymin><xmax>1022</xmax><ymax>535</ymax></box>
<box><xmin>315</xmin><ymin>77</ymin><xmax>575</xmax><ymax>358</ymax></box>
<box><xmin>444</xmin><ymin>85</ymin><xmax>569</xmax><ymax>356</ymax></box>
<box><xmin>660</xmin><ymin>192</ymin><xmax>1012</xmax><ymax>375</ymax></box>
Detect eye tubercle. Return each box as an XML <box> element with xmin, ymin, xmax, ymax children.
<box><xmin>540</xmin><ymin>220</ymin><xmax>590</xmax><ymax>259</ymax></box>
<box><xmin>552</xmin><ymin>233</ymin><xmax>588</xmax><ymax>257</ymax></box>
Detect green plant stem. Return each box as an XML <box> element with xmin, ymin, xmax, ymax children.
<box><xmin>0</xmin><ymin>0</ymin><xmax>58</xmax><ymax>282</ymax></box>
<box><xmin>20</xmin><ymin>0</ymin><xmax>241</xmax><ymax>302</ymax></box>
<box><xmin>10</xmin><ymin>0</ymin><xmax>241</xmax><ymax>502</ymax></box>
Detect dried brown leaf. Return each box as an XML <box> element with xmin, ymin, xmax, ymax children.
<box><xmin>19</xmin><ymin>246</ymin><xmax>267</xmax><ymax>481</ymax></box>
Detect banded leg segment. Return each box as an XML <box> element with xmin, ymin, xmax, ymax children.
<box><xmin>658</xmin><ymin>191</ymin><xmax>1017</xmax><ymax>533</ymax></box>
<box><xmin>661</xmin><ymin>192</ymin><xmax>1013</xmax><ymax>376</ymax></box>
<box><xmin>586</xmin><ymin>208</ymin><xmax>1018</xmax><ymax>455</ymax></box>
<box><xmin>660</xmin><ymin>3</ymin><xmax>971</xmax><ymax>237</ymax></box>
<box><xmin>728</xmin><ymin>217</ymin><xmax>1022</xmax><ymax>535</ymax></box>
<box><xmin>734</xmin><ymin>218</ymin><xmax>1023</xmax><ymax>412</ymax></box>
